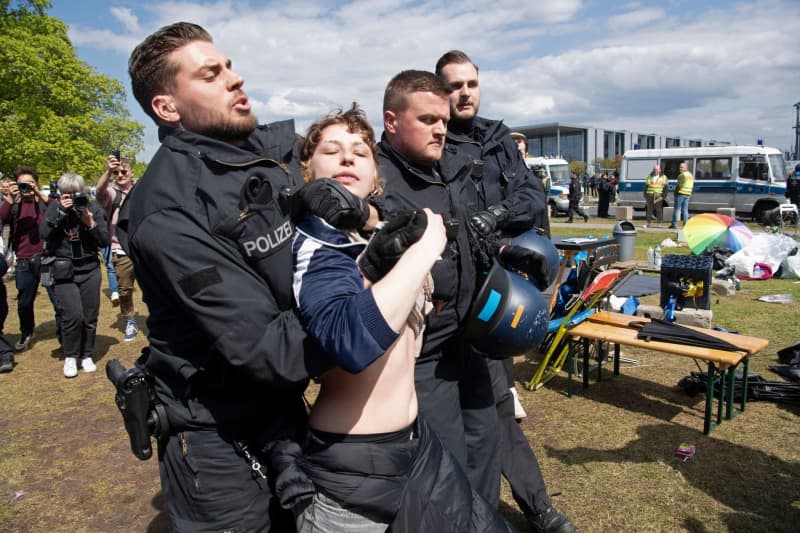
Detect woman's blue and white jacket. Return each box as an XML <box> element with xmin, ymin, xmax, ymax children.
<box><xmin>292</xmin><ymin>215</ymin><xmax>399</xmax><ymax>374</ymax></box>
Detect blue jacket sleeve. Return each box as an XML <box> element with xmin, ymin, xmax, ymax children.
<box><xmin>293</xmin><ymin>235</ymin><xmax>399</xmax><ymax>373</ymax></box>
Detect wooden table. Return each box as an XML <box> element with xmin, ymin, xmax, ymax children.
<box><xmin>564</xmin><ymin>311</ymin><xmax>769</xmax><ymax>434</ymax></box>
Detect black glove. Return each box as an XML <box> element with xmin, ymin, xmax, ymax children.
<box><xmin>497</xmin><ymin>244</ymin><xmax>551</xmax><ymax>291</ymax></box>
<box><xmin>358</xmin><ymin>211</ymin><xmax>428</xmax><ymax>282</ymax></box>
<box><xmin>468</xmin><ymin>205</ymin><xmax>508</xmax><ymax>237</ymax></box>
<box><xmin>292</xmin><ymin>178</ymin><xmax>370</xmax><ymax>230</ymax></box>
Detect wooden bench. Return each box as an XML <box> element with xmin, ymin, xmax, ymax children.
<box><xmin>564</xmin><ymin>311</ymin><xmax>769</xmax><ymax>434</ymax></box>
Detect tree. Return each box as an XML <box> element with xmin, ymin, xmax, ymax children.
<box><xmin>0</xmin><ymin>1</ymin><xmax>144</xmax><ymax>183</ymax></box>
<box><xmin>569</xmin><ymin>160</ymin><xmax>587</xmax><ymax>176</ymax></box>
<box><xmin>592</xmin><ymin>154</ymin><xmax>622</xmax><ymax>173</ymax></box>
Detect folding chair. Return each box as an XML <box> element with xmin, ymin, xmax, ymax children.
<box><xmin>526</xmin><ymin>268</ymin><xmax>624</xmax><ymax>390</ymax></box>
<box><xmin>527</xmin><ymin>244</ymin><xmax>634</xmax><ymax>391</ymax></box>
<box><xmin>779</xmin><ymin>203</ymin><xmax>798</xmax><ymax>235</ymax></box>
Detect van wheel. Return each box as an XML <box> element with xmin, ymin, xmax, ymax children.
<box><xmin>549</xmin><ymin>202</ymin><xmax>558</xmax><ymax>217</ymax></box>
<box><xmin>752</xmin><ymin>206</ymin><xmax>767</xmax><ymax>224</ymax></box>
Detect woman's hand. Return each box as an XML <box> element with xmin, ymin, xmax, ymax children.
<box><xmin>79</xmin><ymin>206</ymin><xmax>95</xmax><ymax>229</ymax></box>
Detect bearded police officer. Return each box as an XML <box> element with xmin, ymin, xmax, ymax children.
<box><xmin>123</xmin><ymin>22</ymin><xmax>372</xmax><ymax>532</ymax></box>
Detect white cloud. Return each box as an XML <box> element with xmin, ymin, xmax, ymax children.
<box><xmin>65</xmin><ymin>0</ymin><xmax>800</xmax><ymax>159</ymax></box>
<box><xmin>608</xmin><ymin>7</ymin><xmax>665</xmax><ymax>30</ymax></box>
<box><xmin>110</xmin><ymin>7</ymin><xmax>142</xmax><ymax>34</ymax></box>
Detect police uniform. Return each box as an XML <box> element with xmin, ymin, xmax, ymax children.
<box><xmin>447</xmin><ymin>117</ymin><xmax>558</xmax><ymax>518</ymax></box>
<box><xmin>120</xmin><ymin>121</ymin><xmax>327</xmax><ymax>532</ymax></box>
<box><xmin>374</xmin><ymin>139</ymin><xmax>511</xmax><ymax>507</ymax></box>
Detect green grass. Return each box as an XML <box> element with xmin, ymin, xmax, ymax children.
<box><xmin>1</xmin><ymin>220</ymin><xmax>798</xmax><ymax>532</ymax></box>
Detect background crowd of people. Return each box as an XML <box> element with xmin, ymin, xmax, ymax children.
<box><xmin>0</xmin><ymin>156</ymin><xmax>139</xmax><ymax>376</ymax></box>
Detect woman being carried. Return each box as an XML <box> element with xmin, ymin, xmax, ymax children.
<box><xmin>292</xmin><ymin>104</ymin><xmax>512</xmax><ymax>532</ymax></box>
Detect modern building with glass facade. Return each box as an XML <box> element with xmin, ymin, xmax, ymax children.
<box><xmin>509</xmin><ymin>122</ymin><xmax>728</xmax><ymax>172</ymax></box>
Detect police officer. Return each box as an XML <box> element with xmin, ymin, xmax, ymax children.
<box><xmin>436</xmin><ymin>51</ymin><xmax>573</xmax><ymax>532</ymax></box>
<box><xmin>786</xmin><ymin>163</ymin><xmax>800</xmax><ymax>207</ymax></box>
<box><xmin>124</xmin><ymin>22</ymin><xmax>372</xmax><ymax>532</ymax></box>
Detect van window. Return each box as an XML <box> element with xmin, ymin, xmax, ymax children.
<box><xmin>769</xmin><ymin>155</ymin><xmax>786</xmax><ymax>182</ymax></box>
<box><xmin>661</xmin><ymin>158</ymin><xmax>692</xmax><ymax>180</ymax></box>
<box><xmin>696</xmin><ymin>157</ymin><xmax>732</xmax><ymax>179</ymax></box>
<box><xmin>549</xmin><ymin>164</ymin><xmax>571</xmax><ymax>183</ymax></box>
<box><xmin>739</xmin><ymin>155</ymin><xmax>769</xmax><ymax>181</ymax></box>
<box><xmin>624</xmin><ymin>159</ymin><xmax>656</xmax><ymax>180</ymax></box>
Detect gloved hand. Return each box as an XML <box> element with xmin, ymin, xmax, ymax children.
<box><xmin>358</xmin><ymin>211</ymin><xmax>428</xmax><ymax>282</ymax></box>
<box><xmin>293</xmin><ymin>178</ymin><xmax>370</xmax><ymax>230</ymax></box>
<box><xmin>497</xmin><ymin>244</ymin><xmax>551</xmax><ymax>291</ymax></box>
<box><xmin>468</xmin><ymin>205</ymin><xmax>508</xmax><ymax>237</ymax></box>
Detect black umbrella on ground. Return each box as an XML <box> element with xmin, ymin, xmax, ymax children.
<box><xmin>633</xmin><ymin>318</ymin><xmax>741</xmax><ymax>352</ymax></box>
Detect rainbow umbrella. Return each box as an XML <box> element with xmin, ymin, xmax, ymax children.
<box><xmin>683</xmin><ymin>213</ymin><xmax>753</xmax><ymax>254</ymax></box>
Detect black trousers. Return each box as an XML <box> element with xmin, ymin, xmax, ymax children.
<box><xmin>159</xmin><ymin>428</ymin><xmax>294</xmax><ymax>532</ymax></box>
<box><xmin>488</xmin><ymin>359</ymin><xmax>552</xmax><ymax>517</ymax></box>
<box><xmin>567</xmin><ymin>203</ymin><xmax>587</xmax><ymax>220</ymax></box>
<box><xmin>598</xmin><ymin>191</ymin><xmax>610</xmax><ymax>217</ymax></box>
<box><xmin>415</xmin><ymin>343</ymin><xmax>501</xmax><ymax>507</ymax></box>
<box><xmin>53</xmin><ymin>266</ymin><xmax>101</xmax><ymax>359</ymax></box>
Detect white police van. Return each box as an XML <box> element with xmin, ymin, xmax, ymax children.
<box><xmin>617</xmin><ymin>145</ymin><xmax>788</xmax><ymax>222</ymax></box>
<box><xmin>524</xmin><ymin>156</ymin><xmax>575</xmax><ymax>215</ymax></box>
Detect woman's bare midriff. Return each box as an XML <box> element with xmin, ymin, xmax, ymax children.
<box><xmin>308</xmin><ymin>327</ymin><xmax>418</xmax><ymax>435</ymax></box>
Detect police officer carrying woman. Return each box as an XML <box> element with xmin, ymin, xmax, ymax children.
<box><xmin>40</xmin><ymin>173</ymin><xmax>109</xmax><ymax>378</ymax></box>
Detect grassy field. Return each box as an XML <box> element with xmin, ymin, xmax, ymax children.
<box><xmin>1</xmin><ymin>217</ymin><xmax>798</xmax><ymax>532</ymax></box>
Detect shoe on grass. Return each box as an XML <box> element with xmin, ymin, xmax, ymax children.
<box><xmin>124</xmin><ymin>318</ymin><xmax>138</xmax><ymax>342</ymax></box>
<box><xmin>510</xmin><ymin>386</ymin><xmax>527</xmax><ymax>421</ymax></box>
<box><xmin>14</xmin><ymin>333</ymin><xmax>33</xmax><ymax>352</ymax></box>
<box><xmin>63</xmin><ymin>357</ymin><xmax>78</xmax><ymax>378</ymax></box>
<box><xmin>81</xmin><ymin>357</ymin><xmax>97</xmax><ymax>373</ymax></box>
<box><xmin>527</xmin><ymin>507</ymin><xmax>575</xmax><ymax>533</ymax></box>
<box><xmin>111</xmin><ymin>291</ymin><xmax>120</xmax><ymax>307</ymax></box>
<box><xmin>0</xmin><ymin>352</ymin><xmax>13</xmax><ymax>373</ymax></box>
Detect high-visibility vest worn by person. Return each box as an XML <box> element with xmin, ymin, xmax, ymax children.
<box><xmin>677</xmin><ymin>171</ymin><xmax>694</xmax><ymax>196</ymax></box>
<box><xmin>645</xmin><ymin>174</ymin><xmax>667</xmax><ymax>195</ymax></box>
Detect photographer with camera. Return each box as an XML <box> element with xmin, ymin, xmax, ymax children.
<box><xmin>96</xmin><ymin>153</ymin><xmax>139</xmax><ymax>341</ymax></box>
<box><xmin>40</xmin><ymin>173</ymin><xmax>109</xmax><ymax>378</ymax></box>
<box><xmin>0</xmin><ymin>166</ymin><xmax>60</xmax><ymax>352</ymax></box>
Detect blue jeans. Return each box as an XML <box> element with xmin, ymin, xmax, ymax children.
<box><xmin>102</xmin><ymin>247</ymin><xmax>118</xmax><ymax>294</ymax></box>
<box><xmin>14</xmin><ymin>259</ymin><xmax>61</xmax><ymax>339</ymax></box>
<box><xmin>672</xmin><ymin>194</ymin><xmax>691</xmax><ymax>225</ymax></box>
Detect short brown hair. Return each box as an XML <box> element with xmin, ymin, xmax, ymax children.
<box><xmin>13</xmin><ymin>165</ymin><xmax>39</xmax><ymax>183</ymax></box>
<box><xmin>383</xmin><ymin>70</ymin><xmax>452</xmax><ymax>113</ymax></box>
<box><xmin>128</xmin><ymin>22</ymin><xmax>213</xmax><ymax>123</ymax></box>
<box><xmin>300</xmin><ymin>103</ymin><xmax>382</xmax><ymax>193</ymax></box>
<box><xmin>434</xmin><ymin>50</ymin><xmax>478</xmax><ymax>77</ymax></box>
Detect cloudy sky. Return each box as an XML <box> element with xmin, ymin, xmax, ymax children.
<box><xmin>52</xmin><ymin>0</ymin><xmax>800</xmax><ymax>162</ymax></box>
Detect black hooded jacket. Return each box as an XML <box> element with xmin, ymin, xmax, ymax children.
<box><xmin>120</xmin><ymin>121</ymin><xmax>327</xmax><ymax>439</ymax></box>
<box><xmin>447</xmin><ymin>116</ymin><xmax>548</xmax><ymax>235</ymax></box>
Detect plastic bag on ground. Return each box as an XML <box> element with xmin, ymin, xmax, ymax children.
<box><xmin>725</xmin><ymin>233</ymin><xmax>798</xmax><ymax>278</ymax></box>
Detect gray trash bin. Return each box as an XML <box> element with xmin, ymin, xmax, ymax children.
<box><xmin>613</xmin><ymin>220</ymin><xmax>637</xmax><ymax>262</ymax></box>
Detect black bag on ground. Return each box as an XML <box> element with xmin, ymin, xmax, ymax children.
<box><xmin>703</xmin><ymin>246</ymin><xmax>735</xmax><ymax>270</ymax></box>
<box><xmin>777</xmin><ymin>342</ymin><xmax>800</xmax><ymax>364</ymax></box>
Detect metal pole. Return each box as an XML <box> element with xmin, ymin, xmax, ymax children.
<box><xmin>794</xmin><ymin>102</ymin><xmax>800</xmax><ymax>160</ymax></box>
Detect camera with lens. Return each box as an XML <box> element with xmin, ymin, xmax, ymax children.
<box><xmin>17</xmin><ymin>182</ymin><xmax>32</xmax><ymax>194</ymax></box>
<box><xmin>72</xmin><ymin>191</ymin><xmax>90</xmax><ymax>211</ymax></box>
<box><xmin>106</xmin><ymin>359</ymin><xmax>170</xmax><ymax>461</ymax></box>
<box><xmin>49</xmin><ymin>180</ymin><xmax>60</xmax><ymax>200</ymax></box>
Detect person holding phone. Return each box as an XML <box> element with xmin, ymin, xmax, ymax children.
<box><xmin>96</xmin><ymin>151</ymin><xmax>139</xmax><ymax>340</ymax></box>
